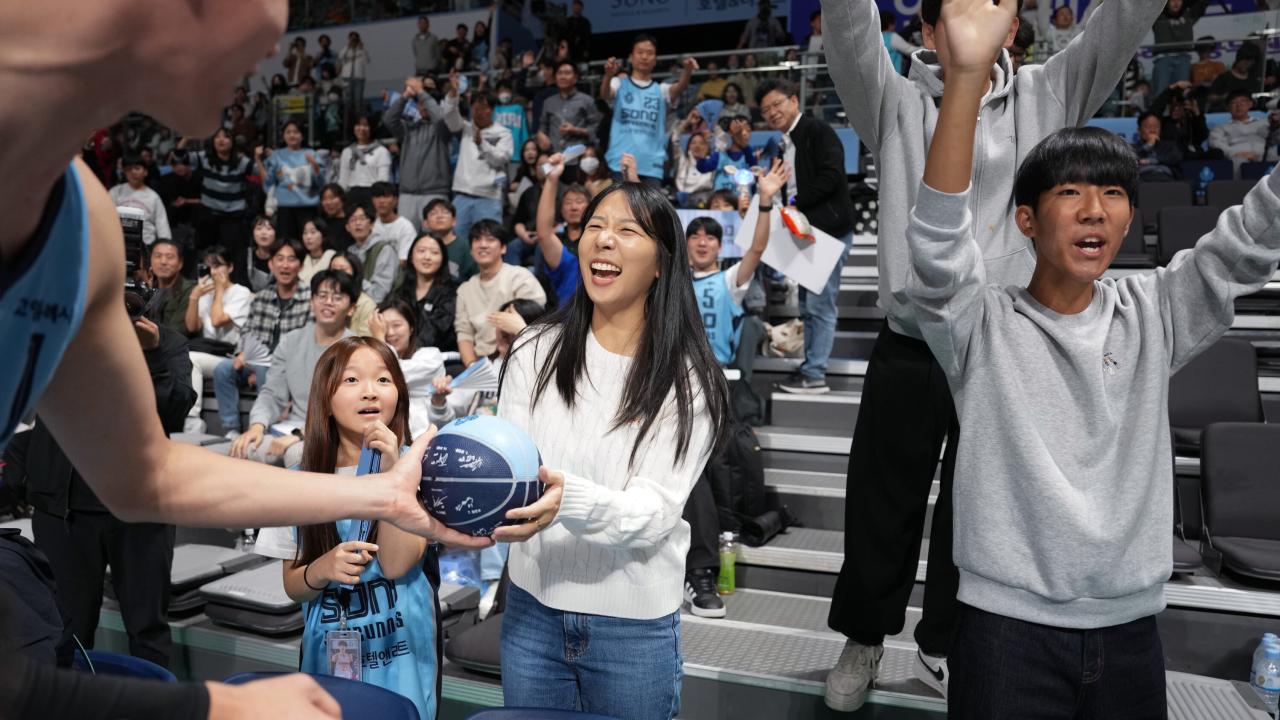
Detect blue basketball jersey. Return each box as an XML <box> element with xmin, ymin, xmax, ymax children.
<box><xmin>606</xmin><ymin>76</ymin><xmax>668</xmax><ymax>179</ymax></box>
<box><xmin>0</xmin><ymin>163</ymin><xmax>90</xmax><ymax>451</ymax></box>
<box><xmin>693</xmin><ymin>271</ymin><xmax>743</xmax><ymax>366</ymax></box>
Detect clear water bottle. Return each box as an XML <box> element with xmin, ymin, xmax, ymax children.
<box><xmin>1256</xmin><ymin>633</ymin><xmax>1280</xmax><ymax>673</ymax></box>
<box><xmin>1253</xmin><ymin>645</ymin><xmax>1280</xmax><ymax>716</ymax></box>
<box><xmin>1197</xmin><ymin>165</ymin><xmax>1214</xmax><ymax>204</ymax></box>
<box><xmin>717</xmin><ymin>532</ymin><xmax>737</xmax><ymax>595</ymax></box>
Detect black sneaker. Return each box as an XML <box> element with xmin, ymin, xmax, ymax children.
<box><xmin>777</xmin><ymin>373</ymin><xmax>830</xmax><ymax>395</ymax></box>
<box><xmin>684</xmin><ymin>569</ymin><xmax>726</xmax><ymax>618</ymax></box>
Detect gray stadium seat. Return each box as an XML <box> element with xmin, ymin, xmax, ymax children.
<box><xmin>1111</xmin><ymin>207</ymin><xmax>1156</xmax><ymax>268</ymax></box>
<box><xmin>1205</xmin><ymin>179</ymin><xmax>1254</xmax><ymax>210</ymax></box>
<box><xmin>1201</xmin><ymin>422</ymin><xmax>1280</xmax><ymax>581</ymax></box>
<box><xmin>1137</xmin><ymin>181</ymin><xmax>1192</xmax><ymax>234</ymax></box>
<box><xmin>1157</xmin><ymin>205</ymin><xmax>1222</xmax><ymax>267</ymax></box>
<box><xmin>1240</xmin><ymin>161</ymin><xmax>1275</xmax><ymax>181</ymax></box>
<box><xmin>1169</xmin><ymin>338</ymin><xmax>1262</xmax><ymax>457</ymax></box>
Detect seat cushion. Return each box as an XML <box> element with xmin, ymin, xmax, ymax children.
<box><xmin>1172</xmin><ymin>537</ymin><xmax>1203</xmax><ymax>573</ymax></box>
<box><xmin>1214</xmin><ymin>537</ymin><xmax>1280</xmax><ymax>581</ymax></box>
<box><xmin>445</xmin><ymin>614</ymin><xmax>502</xmax><ymax>676</ymax></box>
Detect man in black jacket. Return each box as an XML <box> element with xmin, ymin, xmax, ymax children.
<box><xmin>5</xmin><ymin>318</ymin><xmax>195</xmax><ymax>667</ymax></box>
<box><xmin>757</xmin><ymin>78</ymin><xmax>855</xmax><ymax>394</ymax></box>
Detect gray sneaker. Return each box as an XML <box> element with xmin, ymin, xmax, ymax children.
<box><xmin>825</xmin><ymin>640</ymin><xmax>883</xmax><ymax>712</ymax></box>
<box><xmin>777</xmin><ymin>374</ymin><xmax>830</xmax><ymax>395</ymax></box>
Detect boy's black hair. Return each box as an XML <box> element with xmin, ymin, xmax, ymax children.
<box><xmin>880</xmin><ymin>9</ymin><xmax>896</xmax><ymax>31</ymax></box>
<box><xmin>424</xmin><ymin>198</ymin><xmax>455</xmax><ymax>219</ymax></box>
<box><xmin>310</xmin><ymin>268</ymin><xmax>358</xmax><ymax>305</ymax></box>
<box><xmin>1195</xmin><ymin>36</ymin><xmax>1218</xmax><ymax>56</ymax></box>
<box><xmin>686</xmin><ymin>216</ymin><xmax>724</xmax><ymax>243</ymax></box>
<box><xmin>1137</xmin><ymin>111</ymin><xmax>1163</xmax><ymax>128</ymax></box>
<box><xmin>631</xmin><ymin>33</ymin><xmax>658</xmax><ymax>53</ymax></box>
<box><xmin>1013</xmin><ymin>127</ymin><xmax>1138</xmax><ymax>211</ymax></box>
<box><xmin>122</xmin><ymin>154</ymin><xmax>146</xmax><ymax>168</ymax></box>
<box><xmin>555</xmin><ymin>59</ymin><xmax>578</xmax><ymax>75</ymax></box>
<box><xmin>149</xmin><ymin>238</ymin><xmax>184</xmax><ymax>258</ymax></box>
<box><xmin>709</xmin><ymin>189</ymin><xmax>738</xmax><ymax>209</ymax></box>
<box><xmin>1227</xmin><ymin>88</ymin><xmax>1255</xmax><ymax>106</ymax></box>
<box><xmin>755</xmin><ymin>78</ymin><xmax>798</xmax><ymax>106</ymax></box>
<box><xmin>269</xmin><ymin>237</ymin><xmax>306</xmax><ymax>261</ymax></box>
<box><xmin>1012</xmin><ymin>19</ymin><xmax>1036</xmax><ymax>51</ymax></box>
<box><xmin>370</xmin><ymin>181</ymin><xmax>398</xmax><ymax>197</ymax></box>
<box><xmin>922</xmin><ymin>0</ymin><xmax>1024</xmax><ymax>27</ymax></box>
<box><xmin>469</xmin><ymin>218</ymin><xmax>509</xmax><ymax>245</ymax></box>
<box><xmin>345</xmin><ymin>198</ymin><xmax>375</xmax><ymax>221</ymax></box>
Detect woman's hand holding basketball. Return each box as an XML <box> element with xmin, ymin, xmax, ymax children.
<box><xmin>492</xmin><ymin>466</ymin><xmax>564</xmax><ymax>543</ymax></box>
<box><xmin>380</xmin><ymin>430</ymin><xmax>495</xmax><ymax>549</ymax></box>
<box><xmin>313</xmin><ymin>540</ymin><xmax>379</xmax><ymax>585</ymax></box>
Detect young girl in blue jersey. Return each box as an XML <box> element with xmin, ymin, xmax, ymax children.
<box><xmin>254</xmin><ymin>337</ymin><xmax>442</xmax><ymax>719</ymax></box>
<box><xmin>688</xmin><ymin>159</ymin><xmax>788</xmax><ymax>365</ymax></box>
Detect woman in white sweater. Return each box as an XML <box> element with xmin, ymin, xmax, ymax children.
<box><xmin>492</xmin><ymin>183</ymin><xmax>730</xmax><ymax>719</ymax></box>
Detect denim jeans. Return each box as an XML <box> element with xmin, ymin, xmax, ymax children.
<box><xmin>212</xmin><ymin>358</ymin><xmax>268</xmax><ymax>433</ymax></box>
<box><xmin>501</xmin><ymin>583</ymin><xmax>682</xmax><ymax>720</ymax></box>
<box><xmin>1151</xmin><ymin>54</ymin><xmax>1191</xmax><ymax>98</ymax></box>
<box><xmin>799</xmin><ymin>231</ymin><xmax>854</xmax><ymax>380</ymax></box>
<box><xmin>452</xmin><ymin>193</ymin><xmax>503</xmax><ymax>249</ymax></box>
<box><xmin>949</xmin><ymin>603</ymin><xmax>1167</xmax><ymax>720</ymax></box>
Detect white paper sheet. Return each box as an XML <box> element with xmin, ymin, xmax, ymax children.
<box><xmin>734</xmin><ymin>198</ymin><xmax>846</xmax><ymax>295</ymax></box>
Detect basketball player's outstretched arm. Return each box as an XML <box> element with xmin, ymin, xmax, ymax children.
<box><xmin>35</xmin><ymin>160</ymin><xmax>491</xmax><ymax>549</ymax></box>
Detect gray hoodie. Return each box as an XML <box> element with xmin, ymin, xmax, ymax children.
<box><xmin>822</xmin><ymin>0</ymin><xmax>1167</xmax><ymax>340</ymax></box>
<box><xmin>904</xmin><ymin>172</ymin><xmax>1280</xmax><ymax>629</ymax></box>
<box><xmin>383</xmin><ymin>93</ymin><xmax>458</xmax><ymax>197</ymax></box>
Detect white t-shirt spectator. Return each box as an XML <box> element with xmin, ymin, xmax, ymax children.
<box><xmin>198</xmin><ymin>283</ymin><xmax>253</xmax><ymax>344</ymax></box>
<box><xmin>373</xmin><ymin>215</ymin><xmax>421</xmax><ymax>260</ymax></box>
<box><xmin>337</xmin><ymin>143</ymin><xmax>392</xmax><ymax>190</ymax></box>
<box><xmin>109</xmin><ymin>183</ymin><xmax>172</xmax><ymax>245</ymax></box>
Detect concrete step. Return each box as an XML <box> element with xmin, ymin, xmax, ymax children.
<box><xmin>770</xmin><ymin>390</ymin><xmax>860</xmax><ymax>430</ymax></box>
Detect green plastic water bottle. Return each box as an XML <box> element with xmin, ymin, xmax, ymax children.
<box><xmin>717</xmin><ymin>532</ymin><xmax>737</xmax><ymax>595</ymax></box>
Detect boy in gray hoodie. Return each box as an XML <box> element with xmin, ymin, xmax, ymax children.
<box><xmin>820</xmin><ymin>0</ymin><xmax>1167</xmax><ymax>709</ymax></box>
<box><xmin>908</xmin><ymin>0</ymin><xmax>1280</xmax><ymax>715</ymax></box>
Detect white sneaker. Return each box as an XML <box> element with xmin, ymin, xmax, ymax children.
<box><xmin>825</xmin><ymin>640</ymin><xmax>883</xmax><ymax>712</ymax></box>
<box><xmin>183</xmin><ymin>417</ymin><xmax>207</xmax><ymax>435</ymax></box>
<box><xmin>224</xmin><ymin>430</ymin><xmax>241</xmax><ymax>441</ymax></box>
<box><xmin>914</xmin><ymin>649</ymin><xmax>949</xmax><ymax>699</ymax></box>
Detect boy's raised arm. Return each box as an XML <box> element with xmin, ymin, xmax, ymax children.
<box><xmin>820</xmin><ymin>0</ymin><xmax>910</xmax><ymax>152</ymax></box>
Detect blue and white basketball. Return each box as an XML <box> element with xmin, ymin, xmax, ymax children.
<box><xmin>419</xmin><ymin>415</ymin><xmax>543</xmax><ymax>537</ymax></box>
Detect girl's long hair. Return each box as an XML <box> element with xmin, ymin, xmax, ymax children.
<box><xmin>396</xmin><ymin>233</ymin><xmax>454</xmax><ymax>295</ymax></box>
<box><xmin>295</xmin><ymin>337</ymin><xmax>413</xmax><ymax>567</ymax></box>
<box><xmin>500</xmin><ymin>182</ymin><xmax>729</xmax><ymax>468</ymax></box>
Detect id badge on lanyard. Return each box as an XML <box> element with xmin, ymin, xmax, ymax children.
<box><xmin>323</xmin><ymin>447</ymin><xmax>381</xmax><ymax>681</ymax></box>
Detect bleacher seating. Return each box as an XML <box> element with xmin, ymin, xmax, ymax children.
<box><xmin>1169</xmin><ymin>339</ymin><xmax>1264</xmax><ymax>457</ymax></box>
<box><xmin>1201</xmin><ymin>423</ymin><xmax>1280</xmax><ymax>582</ymax></box>
<box><xmin>1111</xmin><ymin>207</ymin><xmax>1155</xmax><ymax>268</ymax></box>
<box><xmin>1137</xmin><ymin>181</ymin><xmax>1191</xmax><ymax>234</ymax></box>
<box><xmin>1240</xmin><ymin>161</ymin><xmax>1275</xmax><ymax>181</ymax></box>
<box><xmin>224</xmin><ymin>672</ymin><xmax>419</xmax><ymax>719</ymax></box>
<box><xmin>1206</xmin><ymin>179</ymin><xmax>1255</xmax><ymax>210</ymax></box>
<box><xmin>1157</xmin><ymin>205</ymin><xmax>1222</xmax><ymax>266</ymax></box>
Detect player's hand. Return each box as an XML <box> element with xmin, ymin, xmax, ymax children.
<box><xmin>756</xmin><ymin>158</ymin><xmax>790</xmax><ymax>204</ymax></box>
<box><xmin>363</xmin><ymin>419</ymin><xmax>400</xmax><ymax>465</ymax></box>
<box><xmin>431</xmin><ymin>375</ymin><xmax>453</xmax><ymax>407</ymax></box>
<box><xmin>231</xmin><ymin>424</ymin><xmax>265</xmax><ymax>458</ymax></box>
<box><xmin>314</xmin><ymin>540</ymin><xmax>379</xmax><ymax>585</ymax></box>
<box><xmin>206</xmin><ymin>675</ymin><xmax>340</xmax><ymax>720</ymax></box>
<box><xmin>938</xmin><ymin>0</ymin><xmax>1017</xmax><ymax>76</ymax></box>
<box><xmin>487</xmin><ymin>305</ymin><xmax>528</xmax><ymax>337</ymax></box>
<box><xmin>133</xmin><ymin>316</ymin><xmax>161</xmax><ymax>351</ymax></box>
<box><xmin>492</xmin><ymin>466</ymin><xmax>564</xmax><ymax>542</ymax></box>
<box><xmin>379</xmin><ymin>430</ymin><xmax>495</xmax><ymax>549</ymax></box>
<box><xmin>267</xmin><ymin>434</ymin><xmax>300</xmax><ymax>458</ymax></box>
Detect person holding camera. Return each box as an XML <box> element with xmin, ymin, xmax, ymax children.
<box><xmin>4</xmin><ymin>316</ymin><xmax>195</xmax><ymax>668</ymax></box>
<box><xmin>284</xmin><ymin>36</ymin><xmax>314</xmax><ymax>88</ymax></box>
<box><xmin>145</xmin><ymin>239</ymin><xmax>195</xmax><ymax>335</ymax></box>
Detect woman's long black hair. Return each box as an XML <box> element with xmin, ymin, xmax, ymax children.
<box><xmin>500</xmin><ymin>182</ymin><xmax>729</xmax><ymax>468</ymax></box>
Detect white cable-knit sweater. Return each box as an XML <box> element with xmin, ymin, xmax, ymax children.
<box><xmin>498</xmin><ymin>327</ymin><xmax>715</xmax><ymax>619</ymax></box>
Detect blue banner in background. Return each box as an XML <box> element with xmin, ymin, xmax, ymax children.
<box><xmin>592</xmin><ymin>0</ymin><xmax>785</xmax><ymax>34</ymax></box>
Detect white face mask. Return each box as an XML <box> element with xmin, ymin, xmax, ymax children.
<box><xmin>579</xmin><ymin>157</ymin><xmax>600</xmax><ymax>174</ymax></box>
<box><xmin>498</xmin><ymin>92</ymin><xmax>513</xmax><ymax>104</ymax></box>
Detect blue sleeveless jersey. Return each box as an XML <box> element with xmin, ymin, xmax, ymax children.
<box><xmin>882</xmin><ymin>31</ymin><xmax>904</xmax><ymax>74</ymax></box>
<box><xmin>0</xmin><ymin>163</ymin><xmax>90</xmax><ymax>451</ymax></box>
<box><xmin>606</xmin><ymin>76</ymin><xmax>667</xmax><ymax>179</ymax></box>
<box><xmin>693</xmin><ymin>271</ymin><xmax>743</xmax><ymax>366</ymax></box>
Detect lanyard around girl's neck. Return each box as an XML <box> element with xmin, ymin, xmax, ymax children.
<box><xmin>337</xmin><ymin>446</ymin><xmax>380</xmax><ymax>628</ymax></box>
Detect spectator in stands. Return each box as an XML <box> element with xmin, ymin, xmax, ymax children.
<box><xmin>412</xmin><ymin>15</ymin><xmax>441</xmax><ymax>77</ymax></box>
<box><xmin>1133</xmin><ymin>112</ymin><xmax>1184</xmax><ymax>180</ymax></box>
<box><xmin>1008</xmin><ymin>20</ymin><xmax>1035</xmax><ymax>73</ymax></box>
<box><xmin>11</xmin><ymin>318</ymin><xmax>193</xmax><ymax>669</ymax></box>
<box><xmin>146</xmin><ymin>239</ymin><xmax>195</xmax><ymax>335</ymax></box>
<box><xmin>338</xmin><ymin>31</ymin><xmax>371</xmax><ymax>124</ymax></box>
<box><xmin>246</xmin><ymin>215</ymin><xmax>278</xmax><ymax>293</ymax></box>
<box><xmin>184</xmin><ymin>245</ymin><xmax>254</xmax><ymax>434</ymax></box>
<box><xmin>253</xmin><ymin>336</ymin><xmax>442</xmax><ymax>720</ymax></box>
<box><xmin>256</xmin><ymin>122</ymin><xmax>324</xmax><ymax>244</ymax></box>
<box><xmin>738</xmin><ymin>2</ymin><xmax>789</xmax><ymax>51</ymax></box>
<box><xmin>672</xmin><ymin>121</ymin><xmax>716</xmax><ymax>206</ymax></box>
<box><xmin>337</xmin><ymin>116</ymin><xmax>391</xmax><ymax>204</ymax></box>
<box><xmin>600</xmin><ymin>34</ymin><xmax>697</xmax><ymax>185</ymax></box>
<box><xmin>1152</xmin><ymin>81</ymin><xmax>1211</xmax><ymax>156</ymax></box>
<box><xmin>708</xmin><ymin>188</ymin><xmax>740</xmax><ymax>213</ymax></box>
<box><xmin>720</xmin><ymin>83</ymin><xmax>751</xmax><ymax>123</ymax></box>
<box><xmin>212</xmin><ymin>238</ymin><xmax>313</xmax><ymax>438</ymax></box>
<box><xmin>1151</xmin><ymin>0</ymin><xmax>1209</xmax><ymax>96</ymax></box>
<box><xmin>110</xmin><ymin>155</ymin><xmax>171</xmax><ymax>247</ymax></box>
<box><xmin>284</xmin><ymin>36</ymin><xmax>314</xmax><ymax>87</ymax></box>
<box><xmin>368</xmin><ymin>296</ymin><xmax>445</xmax><ymax>439</ymax></box>
<box><xmin>1035</xmin><ymin>4</ymin><xmax>1078</xmax><ymax>61</ymax></box>
<box><xmin>424</xmin><ymin>198</ymin><xmax>478</xmax><ymax>282</ymax></box>
<box><xmin>882</xmin><ymin>11</ymin><xmax>919</xmax><ymax>75</ymax></box>
<box><xmin>535</xmin><ymin>156</ymin><xmax>585</xmax><ymax>307</ymax></box>
<box><xmin>299</xmin><ymin>217</ymin><xmax>336</xmax><ymax>284</ymax></box>
<box><xmin>701</xmin><ymin>113</ymin><xmax>760</xmax><ymax>193</ymax></box>
<box><xmin>369</xmin><ymin>181</ymin><xmax>419</xmax><ymax>261</ymax></box>
<box><xmin>470</xmin><ymin>20</ymin><xmax>491</xmax><ymax>73</ymax></box>
<box><xmin>186</xmin><ymin>129</ymin><xmax>253</xmax><ymax>272</ymax></box>
<box><xmin>528</xmin><ymin>59</ymin><xmax>560</xmax><ymax>135</ymax></box>
<box><xmin>511</xmin><ymin>139</ymin><xmax>540</xmax><ymax>204</ymax></box>
<box><xmin>1208</xmin><ymin>52</ymin><xmax>1258</xmax><ymax>111</ymax></box>
<box><xmin>315</xmin><ymin>33</ymin><xmax>336</xmax><ymax>75</ymax></box>
<box><xmin>429</xmin><ymin>298</ymin><xmax>543</xmax><ymax>425</ymax></box>
<box><xmin>1191</xmin><ymin>36</ymin><xmax>1227</xmax><ymax>89</ymax></box>
<box><xmin>579</xmin><ymin>145</ymin><xmax>612</xmax><ymax>198</ymax></box>
<box><xmin>696</xmin><ymin>61</ymin><xmax>729</xmax><ymax>101</ymax></box>
<box><xmin>1211</xmin><ymin>89</ymin><xmax>1271</xmax><ymax>170</ymax></box>
<box><xmin>820</xmin><ymin>0</ymin><xmax>1167</xmax><ymax>711</ymax></box>
<box><xmin>328</xmin><ymin>253</ymin><xmax>376</xmax><ymax>336</ymax></box>
<box><xmin>231</xmin><ymin>269</ymin><xmax>356</xmax><ymax>465</ymax></box>
<box><xmin>269</xmin><ymin>73</ymin><xmax>289</xmax><ymax>97</ymax></box>
<box><xmin>345</xmin><ymin>199</ymin><xmax>398</xmax><ymax>303</ymax></box>
<box><xmin>566</xmin><ymin>0</ymin><xmax>592</xmax><ymax>64</ymax></box>
<box><xmin>390</xmin><ymin>233</ymin><xmax>453</xmax><ymax>347</ymax></box>
<box><xmin>536</xmin><ymin>61</ymin><xmax>600</xmax><ymax>157</ymax></box>
<box><xmin>494</xmin><ymin>81</ymin><xmax>531</xmax><ymax>163</ymax></box>
<box><xmin>1127</xmin><ymin>79</ymin><xmax>1152</xmax><ymax>114</ymax></box>
<box><xmin>319</xmin><ymin>183</ymin><xmax>353</xmax><ymax>253</ymax></box>
<box><xmin>727</xmin><ymin>54</ymin><xmax>761</xmax><ymax>110</ymax></box>
<box><xmin>156</xmin><ymin>150</ymin><xmax>202</xmax><ymax>238</ymax></box>
<box><xmin>385</xmin><ymin>75</ymin><xmax>455</xmax><ymax>229</ymax></box>
<box><xmin>442</xmin><ymin>23</ymin><xmax>470</xmax><ymax>71</ymax></box>
<box><xmin>455</xmin><ymin>220</ymin><xmax>547</xmax><ymax>366</ymax></box>
<box><xmin>445</xmin><ymin>83</ymin><xmax>515</xmax><ymax>248</ymax></box>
